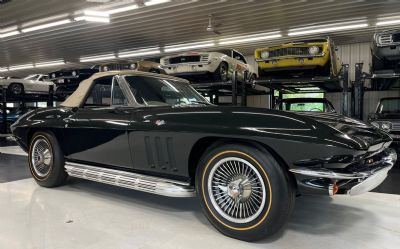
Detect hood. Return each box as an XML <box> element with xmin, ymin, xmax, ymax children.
<box><xmin>294</xmin><ymin>111</ymin><xmax>392</xmax><ymax>147</ymax></box>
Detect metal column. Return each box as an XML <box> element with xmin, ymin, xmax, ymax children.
<box><xmin>341</xmin><ymin>64</ymin><xmax>349</xmax><ymax>116</ymax></box>
<box><xmin>241</xmin><ymin>71</ymin><xmax>247</xmax><ymax>107</ymax></box>
<box><xmin>47</xmin><ymin>85</ymin><xmax>54</xmax><ymax>107</ymax></box>
<box><xmin>2</xmin><ymin>87</ymin><xmax>7</xmax><ymax>134</ymax></box>
<box><xmin>231</xmin><ymin>71</ymin><xmax>237</xmax><ymax>106</ymax></box>
<box><xmin>353</xmin><ymin>63</ymin><xmax>364</xmax><ymax>120</ymax></box>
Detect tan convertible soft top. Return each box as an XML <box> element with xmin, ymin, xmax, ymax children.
<box><xmin>61</xmin><ymin>70</ymin><xmax>189</xmax><ymax>107</ymax></box>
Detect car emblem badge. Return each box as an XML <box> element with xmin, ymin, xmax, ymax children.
<box><xmin>155</xmin><ymin>120</ymin><xmax>166</xmax><ymax>126</ymax></box>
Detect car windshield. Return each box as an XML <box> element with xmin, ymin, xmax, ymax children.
<box><xmin>24</xmin><ymin>74</ymin><xmax>39</xmax><ymax>81</ymax></box>
<box><xmin>280</xmin><ymin>101</ymin><xmax>328</xmax><ymax>112</ymax></box>
<box><xmin>378</xmin><ymin>98</ymin><xmax>400</xmax><ymax>113</ymax></box>
<box><xmin>124</xmin><ymin>76</ymin><xmax>210</xmax><ymax>107</ymax></box>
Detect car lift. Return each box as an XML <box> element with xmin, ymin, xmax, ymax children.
<box><xmin>252</xmin><ymin>64</ymin><xmax>350</xmax><ymax>115</ymax></box>
<box><xmin>0</xmin><ymin>86</ymin><xmax>54</xmax><ymax>134</ymax></box>
<box><xmin>192</xmin><ymin>71</ymin><xmax>265</xmax><ymax>106</ymax></box>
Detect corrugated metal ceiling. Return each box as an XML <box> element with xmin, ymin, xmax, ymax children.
<box><xmin>1</xmin><ymin>0</ymin><xmax>400</xmax><ymax>76</ymax></box>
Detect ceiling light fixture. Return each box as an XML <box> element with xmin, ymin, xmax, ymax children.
<box><xmin>144</xmin><ymin>0</ymin><xmax>171</xmax><ymax>6</ymax></box>
<box><xmin>80</xmin><ymin>53</ymin><xmax>116</xmax><ymax>62</ymax></box>
<box><xmin>164</xmin><ymin>41</ymin><xmax>216</xmax><ymax>53</ymax></box>
<box><xmin>106</xmin><ymin>4</ymin><xmax>139</xmax><ymax>14</ymax></box>
<box><xmin>21</xmin><ymin>19</ymin><xmax>72</xmax><ymax>33</ymax></box>
<box><xmin>8</xmin><ymin>64</ymin><xmax>34</xmax><ymax>71</ymax></box>
<box><xmin>288</xmin><ymin>20</ymin><xmax>368</xmax><ymax>36</ymax></box>
<box><xmin>218</xmin><ymin>31</ymin><xmax>282</xmax><ymax>45</ymax></box>
<box><xmin>0</xmin><ymin>30</ymin><xmax>20</xmax><ymax>38</ymax></box>
<box><xmin>84</xmin><ymin>10</ymin><xmax>110</xmax><ymax>17</ymax></box>
<box><xmin>376</xmin><ymin>16</ymin><xmax>400</xmax><ymax>26</ymax></box>
<box><xmin>75</xmin><ymin>15</ymin><xmax>110</xmax><ymax>23</ymax></box>
<box><xmin>0</xmin><ymin>67</ymin><xmax>8</xmax><ymax>72</ymax></box>
<box><xmin>118</xmin><ymin>47</ymin><xmax>161</xmax><ymax>58</ymax></box>
<box><xmin>35</xmin><ymin>60</ymin><xmax>65</xmax><ymax>68</ymax></box>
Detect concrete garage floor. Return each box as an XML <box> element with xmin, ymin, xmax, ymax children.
<box><xmin>1</xmin><ymin>137</ymin><xmax>400</xmax><ymax>249</ymax></box>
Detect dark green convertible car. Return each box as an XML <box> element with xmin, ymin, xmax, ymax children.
<box><xmin>11</xmin><ymin>71</ymin><xmax>397</xmax><ymax>241</ymax></box>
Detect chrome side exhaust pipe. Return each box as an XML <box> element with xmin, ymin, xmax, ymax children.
<box><xmin>65</xmin><ymin>162</ymin><xmax>196</xmax><ymax>198</ymax></box>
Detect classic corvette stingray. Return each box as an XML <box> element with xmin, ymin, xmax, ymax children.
<box><xmin>11</xmin><ymin>71</ymin><xmax>397</xmax><ymax>241</ymax></box>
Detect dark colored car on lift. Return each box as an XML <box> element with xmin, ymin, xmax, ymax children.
<box><xmin>372</xmin><ymin>30</ymin><xmax>400</xmax><ymax>71</ymax></box>
<box><xmin>369</xmin><ymin>97</ymin><xmax>400</xmax><ymax>153</ymax></box>
<box><xmin>275</xmin><ymin>98</ymin><xmax>336</xmax><ymax>113</ymax></box>
<box><xmin>49</xmin><ymin>66</ymin><xmax>99</xmax><ymax>98</ymax></box>
<box><xmin>11</xmin><ymin>71</ymin><xmax>397</xmax><ymax>241</ymax></box>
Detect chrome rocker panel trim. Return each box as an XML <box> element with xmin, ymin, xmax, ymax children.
<box><xmin>65</xmin><ymin>162</ymin><xmax>196</xmax><ymax>198</ymax></box>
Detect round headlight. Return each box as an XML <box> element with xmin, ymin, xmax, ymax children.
<box><xmin>130</xmin><ymin>63</ymin><xmax>138</xmax><ymax>70</ymax></box>
<box><xmin>72</xmin><ymin>71</ymin><xmax>77</xmax><ymax>76</ymax></box>
<box><xmin>308</xmin><ymin>46</ymin><xmax>320</xmax><ymax>55</ymax></box>
<box><xmin>261</xmin><ymin>51</ymin><xmax>270</xmax><ymax>59</ymax></box>
<box><xmin>51</xmin><ymin>73</ymin><xmax>56</xmax><ymax>78</ymax></box>
<box><xmin>381</xmin><ymin>121</ymin><xmax>392</xmax><ymax>132</ymax></box>
<box><xmin>371</xmin><ymin>121</ymin><xmax>380</xmax><ymax>129</ymax></box>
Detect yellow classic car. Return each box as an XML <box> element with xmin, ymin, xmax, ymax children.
<box><xmin>255</xmin><ymin>38</ymin><xmax>341</xmax><ymax>78</ymax></box>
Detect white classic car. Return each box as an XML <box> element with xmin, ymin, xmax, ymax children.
<box><xmin>0</xmin><ymin>74</ymin><xmax>54</xmax><ymax>96</ymax></box>
<box><xmin>160</xmin><ymin>49</ymin><xmax>258</xmax><ymax>82</ymax></box>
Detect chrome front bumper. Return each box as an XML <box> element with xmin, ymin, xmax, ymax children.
<box><xmin>290</xmin><ymin>148</ymin><xmax>397</xmax><ymax>196</ymax></box>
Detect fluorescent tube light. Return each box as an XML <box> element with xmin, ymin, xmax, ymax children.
<box><xmin>74</xmin><ymin>16</ymin><xmax>110</xmax><ymax>23</ymax></box>
<box><xmin>80</xmin><ymin>53</ymin><xmax>116</xmax><ymax>62</ymax></box>
<box><xmin>118</xmin><ymin>47</ymin><xmax>161</xmax><ymax>58</ymax></box>
<box><xmin>288</xmin><ymin>21</ymin><xmax>368</xmax><ymax>36</ymax></box>
<box><xmin>218</xmin><ymin>32</ymin><xmax>282</xmax><ymax>45</ymax></box>
<box><xmin>164</xmin><ymin>41</ymin><xmax>216</xmax><ymax>53</ymax></box>
<box><xmin>21</xmin><ymin>19</ymin><xmax>72</xmax><ymax>33</ymax></box>
<box><xmin>106</xmin><ymin>4</ymin><xmax>138</xmax><ymax>14</ymax></box>
<box><xmin>376</xmin><ymin>19</ymin><xmax>400</xmax><ymax>26</ymax></box>
<box><xmin>35</xmin><ymin>60</ymin><xmax>65</xmax><ymax>68</ymax></box>
<box><xmin>84</xmin><ymin>10</ymin><xmax>110</xmax><ymax>17</ymax></box>
<box><xmin>0</xmin><ymin>68</ymin><xmax>8</xmax><ymax>72</ymax></box>
<box><xmin>8</xmin><ymin>64</ymin><xmax>34</xmax><ymax>71</ymax></box>
<box><xmin>295</xmin><ymin>87</ymin><xmax>320</xmax><ymax>91</ymax></box>
<box><xmin>145</xmin><ymin>0</ymin><xmax>171</xmax><ymax>6</ymax></box>
<box><xmin>0</xmin><ymin>30</ymin><xmax>20</xmax><ymax>38</ymax></box>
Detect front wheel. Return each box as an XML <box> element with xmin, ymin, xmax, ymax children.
<box><xmin>8</xmin><ymin>83</ymin><xmax>24</xmax><ymax>96</ymax></box>
<box><xmin>196</xmin><ymin>143</ymin><xmax>295</xmax><ymax>241</ymax></box>
<box><xmin>28</xmin><ymin>131</ymin><xmax>67</xmax><ymax>187</ymax></box>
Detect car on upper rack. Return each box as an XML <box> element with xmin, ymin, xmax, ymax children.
<box><xmin>275</xmin><ymin>98</ymin><xmax>336</xmax><ymax>113</ymax></box>
<box><xmin>369</xmin><ymin>97</ymin><xmax>400</xmax><ymax>153</ymax></box>
<box><xmin>160</xmin><ymin>49</ymin><xmax>257</xmax><ymax>83</ymax></box>
<box><xmin>0</xmin><ymin>74</ymin><xmax>54</xmax><ymax>96</ymax></box>
<box><xmin>255</xmin><ymin>38</ymin><xmax>342</xmax><ymax>78</ymax></box>
<box><xmin>372</xmin><ymin>30</ymin><xmax>400</xmax><ymax>71</ymax></box>
<box><xmin>11</xmin><ymin>70</ymin><xmax>397</xmax><ymax>241</ymax></box>
<box><xmin>49</xmin><ymin>66</ymin><xmax>99</xmax><ymax>98</ymax></box>
<box><xmin>99</xmin><ymin>60</ymin><xmax>166</xmax><ymax>74</ymax></box>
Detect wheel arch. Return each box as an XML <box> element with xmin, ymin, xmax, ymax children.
<box><xmin>187</xmin><ymin>136</ymin><xmax>295</xmax><ymax>186</ymax></box>
<box><xmin>26</xmin><ymin>127</ymin><xmax>65</xmax><ymax>152</ymax></box>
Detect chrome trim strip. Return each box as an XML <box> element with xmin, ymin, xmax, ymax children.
<box><xmin>290</xmin><ymin>148</ymin><xmax>397</xmax><ymax>180</ymax></box>
<box><xmin>65</xmin><ymin>162</ymin><xmax>196</xmax><ymax>198</ymax></box>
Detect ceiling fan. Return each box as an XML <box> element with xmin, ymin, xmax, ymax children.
<box><xmin>206</xmin><ymin>14</ymin><xmax>222</xmax><ymax>35</ymax></box>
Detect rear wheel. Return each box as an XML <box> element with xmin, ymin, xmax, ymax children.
<box><xmin>213</xmin><ymin>62</ymin><xmax>228</xmax><ymax>82</ymax></box>
<box><xmin>28</xmin><ymin>131</ymin><xmax>67</xmax><ymax>187</ymax></box>
<box><xmin>8</xmin><ymin>83</ymin><xmax>24</xmax><ymax>96</ymax></box>
<box><xmin>196</xmin><ymin>143</ymin><xmax>295</xmax><ymax>241</ymax></box>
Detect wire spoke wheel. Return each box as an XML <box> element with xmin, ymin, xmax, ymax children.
<box><xmin>31</xmin><ymin>138</ymin><xmax>53</xmax><ymax>177</ymax></box>
<box><xmin>208</xmin><ymin>157</ymin><xmax>267</xmax><ymax>224</ymax></box>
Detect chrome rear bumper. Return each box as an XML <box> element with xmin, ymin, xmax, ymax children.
<box><xmin>290</xmin><ymin>148</ymin><xmax>397</xmax><ymax>195</ymax></box>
